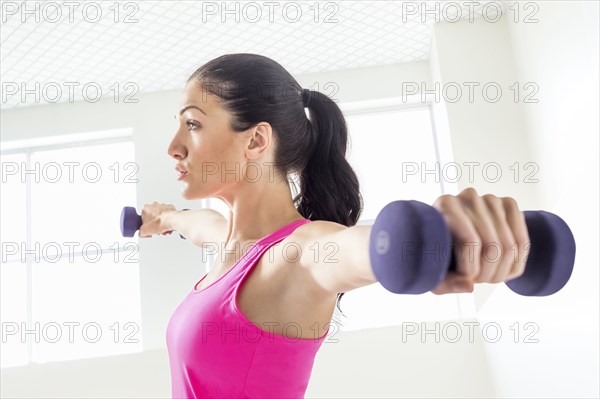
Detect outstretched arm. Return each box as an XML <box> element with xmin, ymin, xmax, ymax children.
<box><xmin>139</xmin><ymin>202</ymin><xmax>228</xmax><ymax>248</ymax></box>
<box><xmin>298</xmin><ymin>222</ymin><xmax>378</xmax><ymax>295</ymax></box>
<box><xmin>162</xmin><ymin>208</ymin><xmax>228</xmax><ymax>248</ymax></box>
<box><xmin>298</xmin><ymin>188</ymin><xmax>529</xmax><ymax>297</ymax></box>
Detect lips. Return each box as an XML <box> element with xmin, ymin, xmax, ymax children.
<box><xmin>175</xmin><ymin>165</ymin><xmax>189</xmax><ymax>180</ymax></box>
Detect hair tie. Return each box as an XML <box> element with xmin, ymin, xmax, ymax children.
<box><xmin>301</xmin><ymin>88</ymin><xmax>310</xmax><ymax>107</ymax></box>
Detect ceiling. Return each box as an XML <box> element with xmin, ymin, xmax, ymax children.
<box><xmin>0</xmin><ymin>0</ymin><xmax>503</xmax><ymax>109</ymax></box>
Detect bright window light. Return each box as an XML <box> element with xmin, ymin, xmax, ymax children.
<box><xmin>1</xmin><ymin>132</ymin><xmax>142</xmax><ymax>367</ymax></box>
<box><xmin>340</xmin><ymin>104</ymin><xmax>461</xmax><ymax>331</ymax></box>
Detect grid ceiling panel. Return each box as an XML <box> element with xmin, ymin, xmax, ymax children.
<box><xmin>0</xmin><ymin>0</ymin><xmax>504</xmax><ymax>109</ymax></box>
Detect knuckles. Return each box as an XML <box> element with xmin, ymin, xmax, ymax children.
<box><xmin>457</xmin><ymin>187</ymin><xmax>480</xmax><ymax>205</ymax></box>
<box><xmin>433</xmin><ymin>194</ymin><xmax>458</xmax><ymax>211</ymax></box>
<box><xmin>459</xmin><ymin>187</ymin><xmax>479</xmax><ymax>199</ymax></box>
<box><xmin>482</xmin><ymin>193</ymin><xmax>502</xmax><ymax>208</ymax></box>
<box><xmin>500</xmin><ymin>196</ymin><xmax>519</xmax><ymax>212</ymax></box>
<box><xmin>434</xmin><ymin>189</ymin><xmax>527</xmax><ymax>285</ymax></box>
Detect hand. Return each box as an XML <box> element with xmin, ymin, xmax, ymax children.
<box><xmin>430</xmin><ymin>188</ymin><xmax>530</xmax><ymax>295</ymax></box>
<box><xmin>139</xmin><ymin>202</ymin><xmax>177</xmax><ymax>238</ymax></box>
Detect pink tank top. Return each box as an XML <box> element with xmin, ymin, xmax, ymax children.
<box><xmin>166</xmin><ymin>218</ymin><xmax>330</xmax><ymax>398</ymax></box>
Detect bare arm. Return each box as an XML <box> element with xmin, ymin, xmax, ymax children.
<box><xmin>161</xmin><ymin>208</ymin><xmax>228</xmax><ymax>249</ymax></box>
<box><xmin>302</xmin><ymin>188</ymin><xmax>532</xmax><ymax>298</ymax></box>
<box><xmin>298</xmin><ymin>222</ymin><xmax>378</xmax><ymax>295</ymax></box>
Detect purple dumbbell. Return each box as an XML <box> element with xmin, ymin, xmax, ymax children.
<box><xmin>120</xmin><ymin>206</ymin><xmax>188</xmax><ymax>239</ymax></box>
<box><xmin>369</xmin><ymin>200</ymin><xmax>576</xmax><ymax>296</ymax></box>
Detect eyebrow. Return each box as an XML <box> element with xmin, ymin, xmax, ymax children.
<box><xmin>179</xmin><ymin>105</ymin><xmax>207</xmax><ymax>116</ymax></box>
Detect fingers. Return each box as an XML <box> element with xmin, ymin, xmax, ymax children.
<box><xmin>433</xmin><ymin>191</ymin><xmax>481</xmax><ymax>280</ymax></box>
<box><xmin>501</xmin><ymin>197</ymin><xmax>530</xmax><ymax>281</ymax></box>
<box><xmin>482</xmin><ymin>194</ymin><xmax>517</xmax><ymax>283</ymax></box>
<box><xmin>456</xmin><ymin>188</ymin><xmax>501</xmax><ymax>283</ymax></box>
<box><xmin>139</xmin><ymin>204</ymin><xmax>153</xmax><ymax>237</ymax></box>
<box><xmin>139</xmin><ymin>202</ymin><xmax>177</xmax><ymax>237</ymax></box>
<box><xmin>431</xmin><ymin>188</ymin><xmax>528</xmax><ymax>294</ymax></box>
<box><xmin>431</xmin><ymin>271</ymin><xmax>475</xmax><ymax>295</ymax></box>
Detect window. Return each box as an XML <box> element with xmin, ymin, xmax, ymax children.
<box><xmin>0</xmin><ymin>130</ymin><xmax>142</xmax><ymax>367</ymax></box>
<box><xmin>337</xmin><ymin>100</ymin><xmax>465</xmax><ymax>331</ymax></box>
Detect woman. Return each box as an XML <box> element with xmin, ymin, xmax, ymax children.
<box><xmin>139</xmin><ymin>53</ymin><xmax>529</xmax><ymax>398</ymax></box>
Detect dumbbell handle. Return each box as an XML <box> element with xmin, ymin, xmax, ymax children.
<box><xmin>120</xmin><ymin>206</ymin><xmax>189</xmax><ymax>239</ymax></box>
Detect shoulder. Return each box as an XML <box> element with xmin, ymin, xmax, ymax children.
<box><xmin>277</xmin><ymin>219</ymin><xmax>347</xmax><ymax>267</ymax></box>
<box><xmin>264</xmin><ymin>220</ymin><xmax>347</xmax><ymax>264</ymax></box>
<box><xmin>273</xmin><ymin>220</ymin><xmax>345</xmax><ymax>301</ymax></box>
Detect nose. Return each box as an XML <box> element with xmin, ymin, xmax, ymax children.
<box><xmin>167</xmin><ymin>130</ymin><xmax>187</xmax><ymax>160</ymax></box>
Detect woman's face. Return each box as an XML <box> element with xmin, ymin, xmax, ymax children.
<box><xmin>168</xmin><ymin>82</ymin><xmax>248</xmax><ymax>200</ymax></box>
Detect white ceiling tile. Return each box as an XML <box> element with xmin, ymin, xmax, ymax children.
<box><xmin>1</xmin><ymin>0</ymin><xmax>506</xmax><ymax>109</ymax></box>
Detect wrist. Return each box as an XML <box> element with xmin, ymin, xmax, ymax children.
<box><xmin>159</xmin><ymin>209</ymin><xmax>178</xmax><ymax>232</ymax></box>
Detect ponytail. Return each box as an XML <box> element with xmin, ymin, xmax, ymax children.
<box><xmin>293</xmin><ymin>90</ymin><xmax>364</xmax><ymax>314</ymax></box>
<box><xmin>293</xmin><ymin>90</ymin><xmax>363</xmax><ymax>226</ymax></box>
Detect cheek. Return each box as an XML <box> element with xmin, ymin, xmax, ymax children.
<box><xmin>187</xmin><ymin>133</ymin><xmax>240</xmax><ymax>183</ymax></box>
<box><xmin>186</xmin><ymin>140</ymin><xmax>210</xmax><ymax>168</ymax></box>
<box><xmin>188</xmin><ymin>154</ymin><xmax>224</xmax><ymax>188</ymax></box>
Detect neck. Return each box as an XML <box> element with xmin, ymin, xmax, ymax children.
<box><xmin>217</xmin><ymin>176</ymin><xmax>304</xmax><ymax>251</ymax></box>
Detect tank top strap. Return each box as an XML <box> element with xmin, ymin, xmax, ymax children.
<box><xmin>258</xmin><ymin>218</ymin><xmax>311</xmax><ymax>245</ymax></box>
<box><xmin>230</xmin><ymin>218</ymin><xmax>311</xmax><ymax>283</ymax></box>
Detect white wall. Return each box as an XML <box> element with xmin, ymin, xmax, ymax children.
<box><xmin>430</xmin><ymin>11</ymin><xmax>538</xmax><ymax>207</ymax></box>
<box><xmin>1</xmin><ymin>349</ymin><xmax>171</xmax><ymax>398</ymax></box>
<box><xmin>483</xmin><ymin>2</ymin><xmax>599</xmax><ymax>398</ymax></box>
<box><xmin>430</xmin><ymin>2</ymin><xmax>599</xmax><ymax>398</ymax></box>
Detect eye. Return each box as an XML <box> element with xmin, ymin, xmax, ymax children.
<box><xmin>186</xmin><ymin>120</ymin><xmax>200</xmax><ymax>130</ymax></box>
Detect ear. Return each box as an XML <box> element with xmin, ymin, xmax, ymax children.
<box><xmin>245</xmin><ymin>122</ymin><xmax>273</xmax><ymax>160</ymax></box>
